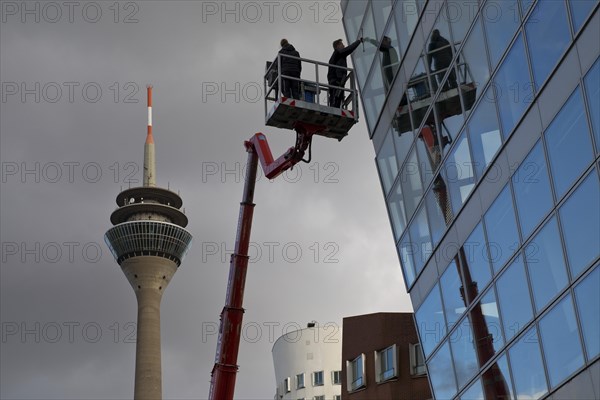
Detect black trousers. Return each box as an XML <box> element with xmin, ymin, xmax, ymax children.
<box><xmin>282</xmin><ymin>72</ymin><xmax>301</xmax><ymax>100</ymax></box>
<box><xmin>328</xmin><ymin>80</ymin><xmax>343</xmax><ymax>107</ymax></box>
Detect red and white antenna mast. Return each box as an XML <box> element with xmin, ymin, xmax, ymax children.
<box><xmin>144</xmin><ymin>84</ymin><xmax>156</xmax><ymax>187</ymax></box>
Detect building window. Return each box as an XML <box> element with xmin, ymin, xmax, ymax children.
<box><xmin>410</xmin><ymin>343</ymin><xmax>426</xmax><ymax>376</ymax></box>
<box><xmin>313</xmin><ymin>396</ymin><xmax>325</xmax><ymax>400</ymax></box>
<box><xmin>346</xmin><ymin>354</ymin><xmax>366</xmax><ymax>392</ymax></box>
<box><xmin>312</xmin><ymin>370</ymin><xmax>324</xmax><ymax>386</ymax></box>
<box><xmin>332</xmin><ymin>370</ymin><xmax>342</xmax><ymax>385</ymax></box>
<box><xmin>283</xmin><ymin>377</ymin><xmax>291</xmax><ymax>393</ymax></box>
<box><xmin>334</xmin><ymin>396</ymin><xmax>341</xmax><ymax>400</ymax></box>
<box><xmin>296</xmin><ymin>373</ymin><xmax>305</xmax><ymax>389</ymax></box>
<box><xmin>375</xmin><ymin>345</ymin><xmax>397</xmax><ymax>382</ymax></box>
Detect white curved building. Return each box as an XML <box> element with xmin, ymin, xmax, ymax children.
<box><xmin>272</xmin><ymin>323</ymin><xmax>342</xmax><ymax>400</ymax></box>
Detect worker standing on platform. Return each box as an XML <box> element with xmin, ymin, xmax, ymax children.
<box><xmin>427</xmin><ymin>29</ymin><xmax>456</xmax><ymax>92</ymax></box>
<box><xmin>328</xmin><ymin>38</ymin><xmax>362</xmax><ymax>107</ymax></box>
<box><xmin>278</xmin><ymin>39</ymin><xmax>302</xmax><ymax>100</ymax></box>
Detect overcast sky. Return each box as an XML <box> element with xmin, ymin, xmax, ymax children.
<box><xmin>0</xmin><ymin>1</ymin><xmax>412</xmax><ymax>398</ymax></box>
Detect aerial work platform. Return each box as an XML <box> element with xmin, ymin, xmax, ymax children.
<box><xmin>264</xmin><ymin>53</ymin><xmax>359</xmax><ymax>140</ymax></box>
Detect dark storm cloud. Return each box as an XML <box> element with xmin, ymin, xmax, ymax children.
<box><xmin>1</xmin><ymin>2</ymin><xmax>411</xmax><ymax>398</ymax></box>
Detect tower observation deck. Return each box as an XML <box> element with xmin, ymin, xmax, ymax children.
<box><xmin>104</xmin><ymin>86</ymin><xmax>192</xmax><ymax>400</ymax></box>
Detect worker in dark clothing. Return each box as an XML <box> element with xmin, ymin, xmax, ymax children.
<box><xmin>278</xmin><ymin>39</ymin><xmax>302</xmax><ymax>100</ymax></box>
<box><xmin>366</xmin><ymin>36</ymin><xmax>399</xmax><ymax>92</ymax></box>
<box><xmin>427</xmin><ymin>29</ymin><xmax>456</xmax><ymax>93</ymax></box>
<box><xmin>327</xmin><ymin>38</ymin><xmax>362</xmax><ymax>107</ymax></box>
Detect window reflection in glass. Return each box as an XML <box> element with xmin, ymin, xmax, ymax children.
<box><xmin>461</xmin><ymin>377</ymin><xmax>483</xmax><ymax>400</ymax></box>
<box><xmin>442</xmin><ymin>131</ymin><xmax>475</xmax><ymax>214</ymax></box>
<box><xmin>377</xmin><ymin>129</ymin><xmax>398</xmax><ymax>195</ymax></box>
<box><xmin>468</xmin><ymin>88</ymin><xmax>502</xmax><ymax>179</ymax></box>
<box><xmin>393</xmin><ymin>120</ymin><xmax>414</xmax><ymax>169</ymax></box>
<box><xmin>409</xmin><ymin>204</ymin><xmax>433</xmax><ymax>274</ymax></box>
<box><xmin>441</xmin><ymin>260</ymin><xmax>466</xmax><ymax>329</ymax></box>
<box><xmin>416</xmin><ymin>128</ymin><xmax>437</xmax><ymax>189</ymax></box>
<box><xmin>574</xmin><ymin>265</ymin><xmax>600</xmax><ymax>360</ymax></box>
<box><xmin>400</xmin><ymin>148</ymin><xmax>424</xmax><ymax>219</ymax></box>
<box><xmin>539</xmin><ymin>294</ymin><xmax>584</xmax><ymax>388</ymax></box>
<box><xmin>559</xmin><ymin>170</ymin><xmax>600</xmax><ymax>278</ymax></box>
<box><xmin>456</xmin><ymin>17</ymin><xmax>489</xmax><ymax>117</ymax></box>
<box><xmin>388</xmin><ymin>178</ymin><xmax>407</xmax><ymax>241</ymax></box>
<box><xmin>509</xmin><ymin>327</ymin><xmax>548</xmax><ymax>399</ymax></box>
<box><xmin>354</xmin><ymin>4</ymin><xmax>376</xmax><ymax>90</ymax></box>
<box><xmin>394</xmin><ymin>0</ymin><xmax>420</xmax><ymax>56</ymax></box>
<box><xmin>378</xmin><ymin>17</ymin><xmax>401</xmax><ymax>93</ymax></box>
<box><xmin>569</xmin><ymin>0</ymin><xmax>596</xmax><ymax>33</ymax></box>
<box><xmin>399</xmin><ymin>234</ymin><xmax>417</xmax><ymax>287</ymax></box>
<box><xmin>482</xmin><ymin>354</ymin><xmax>514</xmax><ymax>400</ymax></box>
<box><xmin>497</xmin><ymin>255</ymin><xmax>533</xmax><ymax>341</ymax></box>
<box><xmin>428</xmin><ymin>341</ymin><xmax>458</xmax><ymax>400</ymax></box>
<box><xmin>416</xmin><ymin>284</ymin><xmax>446</xmax><ymax>358</ymax></box>
<box><xmin>448</xmin><ymin>1</ymin><xmax>480</xmax><ymax>46</ymax></box>
<box><xmin>483</xmin><ymin>0</ymin><xmax>520</xmax><ymax>67</ymax></box>
<box><xmin>470</xmin><ymin>287</ymin><xmax>504</xmax><ymax>366</ymax></box>
<box><xmin>425</xmin><ymin>185</ymin><xmax>448</xmax><ymax>246</ymax></box>
<box><xmin>494</xmin><ymin>33</ymin><xmax>534</xmax><ymax>138</ymax></box>
<box><xmin>545</xmin><ymin>87</ymin><xmax>593</xmax><ymax>199</ymax></box>
<box><xmin>363</xmin><ymin>57</ymin><xmax>386</xmax><ymax>130</ymax></box>
<box><xmin>525</xmin><ymin>217</ymin><xmax>568</xmax><ymax>313</ymax></box>
<box><xmin>584</xmin><ymin>58</ymin><xmax>599</xmax><ymax>152</ymax></box>
<box><xmin>405</xmin><ymin>57</ymin><xmax>433</xmax><ymax>130</ymax></box>
<box><xmin>484</xmin><ymin>185</ymin><xmax>519</xmax><ymax>273</ymax></box>
<box><xmin>526</xmin><ymin>0</ymin><xmax>570</xmax><ymax>89</ymax></box>
<box><xmin>450</xmin><ymin>316</ymin><xmax>479</xmax><ymax>388</ymax></box>
<box><xmin>461</xmin><ymin>223</ymin><xmax>492</xmax><ymax>301</ymax></box>
<box><xmin>425</xmin><ymin>5</ymin><xmax>455</xmax><ymax>96</ymax></box>
<box><xmin>520</xmin><ymin>0</ymin><xmax>535</xmax><ymax>16</ymax></box>
<box><xmin>512</xmin><ymin>141</ymin><xmax>553</xmax><ymax>240</ymax></box>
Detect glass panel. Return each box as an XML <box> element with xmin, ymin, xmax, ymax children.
<box><xmin>448</xmin><ymin>0</ymin><xmax>480</xmax><ymax>46</ymax></box>
<box><xmin>509</xmin><ymin>327</ymin><xmax>548</xmax><ymax>399</ymax></box>
<box><xmin>526</xmin><ymin>0</ymin><xmax>570</xmax><ymax>88</ymax></box>
<box><xmin>377</xmin><ymin>130</ymin><xmax>398</xmax><ymax>195</ymax></box>
<box><xmin>372</xmin><ymin>0</ymin><xmax>393</xmax><ymax>40</ymax></box>
<box><xmin>569</xmin><ymin>0</ymin><xmax>597</xmax><ymax>33</ymax></box>
<box><xmin>462</xmin><ymin>223</ymin><xmax>492</xmax><ymax>303</ymax></box>
<box><xmin>416</xmin><ymin>284</ymin><xmax>446</xmax><ymax>358</ymax></box>
<box><xmin>525</xmin><ymin>217</ymin><xmax>568</xmax><ymax>312</ymax></box>
<box><xmin>395</xmin><ymin>0</ymin><xmax>420</xmax><ymax>56</ymax></box>
<box><xmin>363</xmin><ymin>57</ymin><xmax>386</xmax><ymax>130</ymax></box>
<box><xmin>483</xmin><ymin>0</ymin><xmax>520</xmax><ymax>67</ymax></box>
<box><xmin>401</xmin><ymin>148</ymin><xmax>424</xmax><ymax>218</ymax></box>
<box><xmin>416</xmin><ymin>129</ymin><xmax>436</xmax><ymax>188</ymax></box>
<box><xmin>429</xmin><ymin>341</ymin><xmax>458</xmax><ymax>400</ymax></box>
<box><xmin>425</xmin><ymin>5</ymin><xmax>454</xmax><ymax>96</ymax></box>
<box><xmin>461</xmin><ymin>377</ymin><xmax>483</xmax><ymax>400</ymax></box>
<box><xmin>472</xmin><ymin>287</ymin><xmax>504</xmax><ymax>367</ymax></box>
<box><xmin>442</xmin><ymin>131</ymin><xmax>475</xmax><ymax>214</ymax></box>
<box><xmin>458</xmin><ymin>16</ymin><xmax>491</xmax><ymax>108</ymax></box>
<box><xmin>575</xmin><ymin>265</ymin><xmax>600</xmax><ymax>359</ymax></box>
<box><xmin>494</xmin><ymin>33</ymin><xmax>534</xmax><ymax>138</ymax></box>
<box><xmin>399</xmin><ymin>234</ymin><xmax>417</xmax><ymax>287</ymax></box>
<box><xmin>512</xmin><ymin>141</ymin><xmax>553</xmax><ymax>240</ymax></box>
<box><xmin>406</xmin><ymin>58</ymin><xmax>434</xmax><ymax>130</ymax></box>
<box><xmin>539</xmin><ymin>294</ymin><xmax>584</xmax><ymax>388</ymax></box>
<box><xmin>380</xmin><ymin>17</ymin><xmax>401</xmax><ymax>93</ymax></box>
<box><xmin>342</xmin><ymin>0</ymin><xmax>368</xmax><ymax>42</ymax></box>
<box><xmin>388</xmin><ymin>177</ymin><xmax>407</xmax><ymax>240</ymax></box>
<box><xmin>425</xmin><ymin>186</ymin><xmax>448</xmax><ymax>245</ymax></box>
<box><xmin>468</xmin><ymin>88</ymin><xmax>502</xmax><ymax>179</ymax></box>
<box><xmin>482</xmin><ymin>354</ymin><xmax>514</xmax><ymax>400</ymax></box>
<box><xmin>546</xmin><ymin>87</ymin><xmax>594</xmax><ymax>199</ymax></box>
<box><xmin>584</xmin><ymin>59</ymin><xmax>600</xmax><ymax>152</ymax></box>
<box><xmin>520</xmin><ymin>0</ymin><xmax>535</xmax><ymax>16</ymax></box>
<box><xmin>484</xmin><ymin>185</ymin><xmax>519</xmax><ymax>272</ymax></box>
<box><xmin>409</xmin><ymin>204</ymin><xmax>433</xmax><ymax>274</ymax></box>
<box><xmin>441</xmin><ymin>260</ymin><xmax>466</xmax><ymax>329</ymax></box>
<box><xmin>559</xmin><ymin>170</ymin><xmax>600</xmax><ymax>278</ymax></box>
<box><xmin>497</xmin><ymin>255</ymin><xmax>533</xmax><ymax>341</ymax></box>
<box><xmin>393</xmin><ymin>122</ymin><xmax>414</xmax><ymax>169</ymax></box>
<box><xmin>451</xmin><ymin>316</ymin><xmax>479</xmax><ymax>389</ymax></box>
<box><xmin>354</xmin><ymin>3</ymin><xmax>376</xmax><ymax>89</ymax></box>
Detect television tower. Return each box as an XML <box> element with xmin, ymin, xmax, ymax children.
<box><xmin>104</xmin><ymin>85</ymin><xmax>193</xmax><ymax>400</ymax></box>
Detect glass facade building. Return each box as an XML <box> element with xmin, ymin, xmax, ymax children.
<box><xmin>342</xmin><ymin>1</ymin><xmax>599</xmax><ymax>399</ymax></box>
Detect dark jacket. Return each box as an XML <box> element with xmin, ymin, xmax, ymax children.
<box><xmin>278</xmin><ymin>44</ymin><xmax>301</xmax><ymax>76</ymax></box>
<box><xmin>427</xmin><ymin>35</ymin><xmax>452</xmax><ymax>71</ymax></box>
<box><xmin>327</xmin><ymin>39</ymin><xmax>361</xmax><ymax>83</ymax></box>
